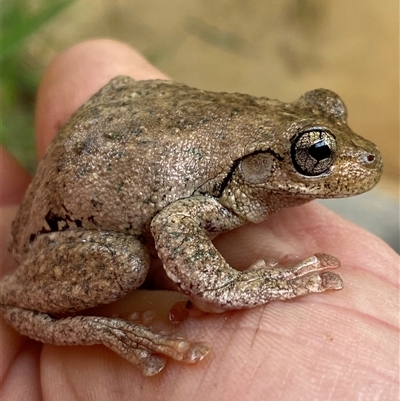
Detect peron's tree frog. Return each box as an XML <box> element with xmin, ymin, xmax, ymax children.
<box><xmin>0</xmin><ymin>77</ymin><xmax>382</xmax><ymax>375</ymax></box>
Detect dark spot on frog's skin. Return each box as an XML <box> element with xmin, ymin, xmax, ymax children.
<box><xmin>191</xmin><ymin>250</ymin><xmax>204</xmax><ymax>261</ymax></box>
<box><xmin>125</xmin><ymin>223</ymin><xmax>134</xmax><ymax>231</ymax></box>
<box><xmin>76</xmin><ymin>164</ymin><xmax>93</xmax><ymax>178</ymax></box>
<box><xmin>188</xmin><ymin>148</ymin><xmax>203</xmax><ymax>160</ymax></box>
<box><xmin>85</xmin><ymin>137</ymin><xmax>98</xmax><ymax>153</ymax></box>
<box><xmin>88</xmin><ymin>215</ymin><xmax>101</xmax><ymax>227</ymax></box>
<box><xmin>114</xmin><ymin>151</ymin><xmax>124</xmax><ymax>159</ymax></box>
<box><xmin>62</xmin><ymin>204</ymin><xmax>73</xmax><ymax>215</ymax></box>
<box><xmin>130</xmin><ymin>127</ymin><xmax>143</xmax><ymax>136</ymax></box>
<box><xmin>45</xmin><ymin>210</ymin><xmax>72</xmax><ymax>232</ymax></box>
<box><xmin>202</xmin><ymin>221</ymin><xmax>217</xmax><ymax>233</ymax></box>
<box><xmin>75</xmin><ymin>219</ymin><xmax>83</xmax><ymax>228</ymax></box>
<box><xmin>103</xmin><ymin>132</ymin><xmax>119</xmax><ymax>140</ymax></box>
<box><xmin>208</xmin><ymin>249</ymin><xmax>216</xmax><ymax>257</ymax></box>
<box><xmin>170</xmin><ymin>232</ymin><xmax>182</xmax><ymax>239</ymax></box>
<box><xmin>91</xmin><ymin>198</ymin><xmax>103</xmax><ymax>210</ymax></box>
<box><xmin>89</xmin><ymin>114</ymin><xmax>101</xmax><ymax>122</ymax></box>
<box><xmin>56</xmin><ymin>160</ymin><xmax>67</xmax><ymax>173</ymax></box>
<box><xmin>81</xmin><ymin>281</ymin><xmax>90</xmax><ymax>295</ymax></box>
<box><xmin>256</xmin><ymin>126</ymin><xmax>268</xmax><ymax>137</ymax></box>
<box><xmin>117</xmin><ymin>182</ymin><xmax>124</xmax><ymax>193</ymax></box>
<box><xmin>143</xmin><ymin>197</ymin><xmax>154</xmax><ymax>205</ymax></box>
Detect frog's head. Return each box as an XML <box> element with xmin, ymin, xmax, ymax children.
<box><xmin>219</xmin><ymin>89</ymin><xmax>383</xmax><ymax>222</ymax></box>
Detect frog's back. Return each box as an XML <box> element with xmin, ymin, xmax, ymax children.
<box><xmin>10</xmin><ymin>76</ymin><xmax>283</xmax><ymax>257</ymax></box>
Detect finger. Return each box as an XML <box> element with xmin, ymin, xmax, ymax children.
<box><xmin>0</xmin><ymin>146</ymin><xmax>28</xmax><ymax>274</ymax></box>
<box><xmin>0</xmin><ymin>146</ymin><xmax>31</xmax><ymax>205</ymax></box>
<box><xmin>35</xmin><ymin>39</ymin><xmax>169</xmax><ymax>159</ymax></box>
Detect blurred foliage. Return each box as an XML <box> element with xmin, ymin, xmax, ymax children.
<box><xmin>1</xmin><ymin>0</ymin><xmax>75</xmax><ymax>171</ymax></box>
<box><xmin>185</xmin><ymin>17</ymin><xmax>247</xmax><ymax>54</ymax></box>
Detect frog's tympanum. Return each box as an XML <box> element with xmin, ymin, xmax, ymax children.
<box><xmin>1</xmin><ymin>77</ymin><xmax>382</xmax><ymax>375</ymax></box>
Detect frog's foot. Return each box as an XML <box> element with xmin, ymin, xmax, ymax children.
<box><xmin>188</xmin><ymin>253</ymin><xmax>343</xmax><ymax>313</ymax></box>
<box><xmin>0</xmin><ymin>306</ymin><xmax>210</xmax><ymax>376</ymax></box>
<box><xmin>251</xmin><ymin>253</ymin><xmax>343</xmax><ymax>298</ymax></box>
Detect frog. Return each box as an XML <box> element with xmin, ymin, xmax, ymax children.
<box><xmin>0</xmin><ymin>76</ymin><xmax>382</xmax><ymax>376</ymax></box>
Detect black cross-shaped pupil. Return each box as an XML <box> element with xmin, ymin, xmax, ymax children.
<box><xmin>308</xmin><ymin>140</ymin><xmax>331</xmax><ymax>161</ymax></box>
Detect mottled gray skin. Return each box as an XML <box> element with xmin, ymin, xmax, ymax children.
<box><xmin>1</xmin><ymin>76</ymin><xmax>382</xmax><ymax>375</ymax></box>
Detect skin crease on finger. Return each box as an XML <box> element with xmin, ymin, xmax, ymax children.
<box><xmin>1</xmin><ymin>39</ymin><xmax>399</xmax><ymax>401</ymax></box>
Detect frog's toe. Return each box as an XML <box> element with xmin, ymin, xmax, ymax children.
<box><xmin>117</xmin><ymin>347</ymin><xmax>167</xmax><ymax>376</ymax></box>
<box><xmin>181</xmin><ymin>342</ymin><xmax>210</xmax><ymax>364</ymax></box>
<box><xmin>282</xmin><ymin>253</ymin><xmax>341</xmax><ymax>279</ymax></box>
<box><xmin>140</xmin><ymin>356</ymin><xmax>167</xmax><ymax>376</ymax></box>
<box><xmin>288</xmin><ymin>270</ymin><xmax>343</xmax><ymax>297</ymax></box>
<box><xmin>314</xmin><ymin>253</ymin><xmax>341</xmax><ymax>269</ymax></box>
<box><xmin>320</xmin><ymin>271</ymin><xmax>344</xmax><ymax>290</ymax></box>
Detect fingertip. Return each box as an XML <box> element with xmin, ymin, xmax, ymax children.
<box><xmin>35</xmin><ymin>39</ymin><xmax>169</xmax><ymax>158</ymax></box>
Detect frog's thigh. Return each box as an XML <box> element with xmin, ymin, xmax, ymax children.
<box><xmin>2</xmin><ymin>230</ymin><xmax>150</xmax><ymax>313</ymax></box>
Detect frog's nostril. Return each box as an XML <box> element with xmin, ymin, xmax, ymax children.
<box><xmin>360</xmin><ymin>152</ymin><xmax>377</xmax><ymax>165</ymax></box>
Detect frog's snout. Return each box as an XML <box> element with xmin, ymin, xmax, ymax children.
<box><xmin>355</xmin><ymin>142</ymin><xmax>384</xmax><ymax>192</ymax></box>
<box><xmin>349</xmin><ymin>134</ymin><xmax>383</xmax><ymax>176</ymax></box>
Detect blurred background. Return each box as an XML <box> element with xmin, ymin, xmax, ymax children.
<box><xmin>1</xmin><ymin>0</ymin><xmax>399</xmax><ymax>252</ymax></box>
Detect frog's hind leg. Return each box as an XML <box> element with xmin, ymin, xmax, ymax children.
<box><xmin>0</xmin><ymin>230</ymin><xmax>209</xmax><ymax>375</ymax></box>
<box><xmin>0</xmin><ymin>305</ymin><xmax>209</xmax><ymax>376</ymax></box>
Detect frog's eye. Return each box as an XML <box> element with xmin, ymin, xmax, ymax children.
<box><xmin>291</xmin><ymin>130</ymin><xmax>336</xmax><ymax>176</ymax></box>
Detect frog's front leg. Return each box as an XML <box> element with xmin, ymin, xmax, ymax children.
<box><xmin>151</xmin><ymin>196</ymin><xmax>343</xmax><ymax>313</ymax></box>
<box><xmin>0</xmin><ymin>230</ymin><xmax>209</xmax><ymax>375</ymax></box>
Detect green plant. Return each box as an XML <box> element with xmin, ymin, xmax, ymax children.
<box><xmin>1</xmin><ymin>0</ymin><xmax>75</xmax><ymax>171</ymax></box>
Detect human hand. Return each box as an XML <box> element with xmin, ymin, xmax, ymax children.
<box><xmin>1</xmin><ymin>39</ymin><xmax>398</xmax><ymax>401</ymax></box>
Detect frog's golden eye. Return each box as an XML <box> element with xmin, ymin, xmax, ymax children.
<box><xmin>291</xmin><ymin>130</ymin><xmax>336</xmax><ymax>176</ymax></box>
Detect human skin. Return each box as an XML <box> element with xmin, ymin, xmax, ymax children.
<box><xmin>0</xmin><ymin>39</ymin><xmax>398</xmax><ymax>401</ymax></box>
